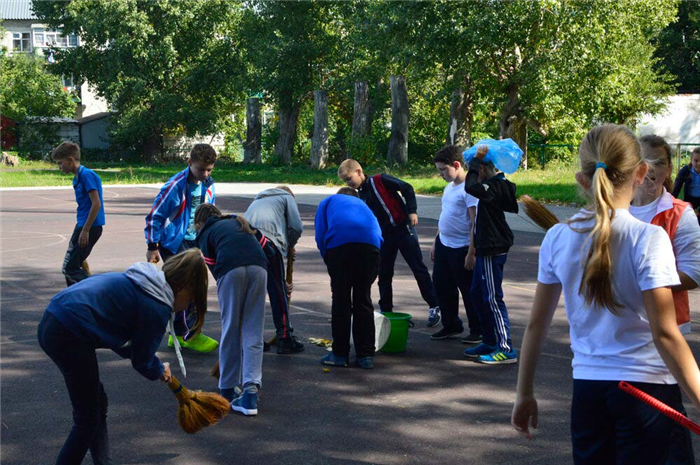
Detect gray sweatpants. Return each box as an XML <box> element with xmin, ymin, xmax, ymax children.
<box><xmin>217</xmin><ymin>265</ymin><xmax>267</xmax><ymax>391</ymax></box>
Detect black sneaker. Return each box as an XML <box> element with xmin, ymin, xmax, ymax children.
<box><xmin>277</xmin><ymin>336</ymin><xmax>305</xmax><ymax>354</ymax></box>
<box><xmin>430</xmin><ymin>326</ymin><xmax>464</xmax><ymax>340</ymax></box>
<box><xmin>461</xmin><ymin>333</ymin><xmax>483</xmax><ymax>345</ymax></box>
<box><xmin>263</xmin><ymin>341</ymin><xmax>271</xmax><ymax>352</ymax></box>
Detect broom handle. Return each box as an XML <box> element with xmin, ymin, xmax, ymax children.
<box><xmin>286</xmin><ymin>247</ymin><xmax>295</xmax><ymax>285</ymax></box>
<box><xmin>618</xmin><ymin>381</ymin><xmax>700</xmax><ymax>435</ymax></box>
<box><xmin>167</xmin><ymin>375</ymin><xmax>183</xmax><ymax>394</ymax></box>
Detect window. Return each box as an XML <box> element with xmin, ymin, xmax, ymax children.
<box><xmin>32</xmin><ymin>27</ymin><xmax>78</xmax><ymax>48</ymax></box>
<box><xmin>12</xmin><ymin>32</ymin><xmax>31</xmax><ymax>52</ymax></box>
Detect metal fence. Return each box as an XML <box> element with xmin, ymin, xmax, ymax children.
<box><xmin>529</xmin><ymin>142</ymin><xmax>699</xmax><ymax>172</ymax></box>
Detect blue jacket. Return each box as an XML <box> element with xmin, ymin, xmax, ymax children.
<box><xmin>198</xmin><ymin>216</ymin><xmax>268</xmax><ymax>281</ymax></box>
<box><xmin>145</xmin><ymin>167</ymin><xmax>215</xmax><ymax>253</ymax></box>
<box><xmin>46</xmin><ymin>272</ymin><xmax>172</xmax><ymax>381</ymax></box>
<box><xmin>315</xmin><ymin>195</ymin><xmax>383</xmax><ymax>258</ymax></box>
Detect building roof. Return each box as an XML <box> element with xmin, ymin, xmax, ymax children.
<box><xmin>78</xmin><ymin>112</ymin><xmax>113</xmax><ymax>124</ymax></box>
<box><xmin>0</xmin><ymin>0</ymin><xmax>37</xmax><ymax>20</ymax></box>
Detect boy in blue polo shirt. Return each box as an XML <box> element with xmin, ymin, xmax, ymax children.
<box><xmin>53</xmin><ymin>141</ymin><xmax>105</xmax><ymax>287</ymax></box>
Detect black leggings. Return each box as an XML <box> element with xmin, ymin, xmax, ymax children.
<box><xmin>38</xmin><ymin>312</ymin><xmax>111</xmax><ymax>465</ymax></box>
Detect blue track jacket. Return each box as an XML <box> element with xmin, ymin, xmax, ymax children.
<box><xmin>144</xmin><ymin>167</ymin><xmax>215</xmax><ymax>253</ymax></box>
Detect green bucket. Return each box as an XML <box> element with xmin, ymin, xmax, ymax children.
<box><xmin>380</xmin><ymin>312</ymin><xmax>412</xmax><ymax>353</ymax></box>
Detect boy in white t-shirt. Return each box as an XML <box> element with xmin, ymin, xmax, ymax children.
<box><xmin>429</xmin><ymin>146</ymin><xmax>482</xmax><ymax>342</ymax></box>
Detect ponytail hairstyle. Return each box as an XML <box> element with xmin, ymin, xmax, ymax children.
<box><xmin>639</xmin><ymin>134</ymin><xmax>673</xmax><ymax>192</ymax></box>
<box><xmin>573</xmin><ymin>124</ymin><xmax>643</xmax><ymax>313</ymax></box>
<box><xmin>193</xmin><ymin>203</ymin><xmax>257</xmax><ymax>235</ymax></box>
<box><xmin>162</xmin><ymin>248</ymin><xmax>208</xmax><ymax>337</ymax></box>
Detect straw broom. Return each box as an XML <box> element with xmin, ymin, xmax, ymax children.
<box><xmin>211</xmin><ymin>247</ymin><xmax>296</xmax><ymax>380</ymax></box>
<box><xmin>167</xmin><ymin>375</ymin><xmax>229</xmax><ymax>434</ymax></box>
<box><xmin>521</xmin><ymin>195</ymin><xmax>560</xmax><ymax>231</ymax></box>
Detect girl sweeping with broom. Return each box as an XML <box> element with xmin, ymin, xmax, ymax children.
<box><xmin>38</xmin><ymin>249</ymin><xmax>209</xmax><ymax>465</ymax></box>
<box><xmin>511</xmin><ymin>125</ymin><xmax>700</xmax><ymax>464</ymax></box>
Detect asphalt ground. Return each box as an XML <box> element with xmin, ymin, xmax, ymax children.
<box><xmin>1</xmin><ymin>186</ymin><xmax>699</xmax><ymax>465</ymax></box>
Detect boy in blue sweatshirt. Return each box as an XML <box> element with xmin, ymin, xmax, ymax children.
<box><xmin>53</xmin><ymin>141</ymin><xmax>105</xmax><ymax>287</ymax></box>
<box><xmin>315</xmin><ymin>188</ymin><xmax>383</xmax><ymax>369</ymax></box>
<box><xmin>144</xmin><ymin>143</ymin><xmax>218</xmax><ymax>353</ymax></box>
<box><xmin>38</xmin><ymin>250</ymin><xmax>209</xmax><ymax>465</ymax></box>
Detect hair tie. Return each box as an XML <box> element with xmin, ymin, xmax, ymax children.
<box><xmin>595</xmin><ymin>162</ymin><xmax>607</xmax><ymax>171</ymax></box>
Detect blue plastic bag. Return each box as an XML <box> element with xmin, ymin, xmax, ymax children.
<box><xmin>462</xmin><ymin>138</ymin><xmax>523</xmax><ymax>174</ymax></box>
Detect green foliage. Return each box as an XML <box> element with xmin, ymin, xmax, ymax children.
<box><xmin>32</xmin><ymin>0</ymin><xmax>246</xmax><ymax>157</ymax></box>
<box><xmin>0</xmin><ymin>52</ymin><xmax>76</xmax><ymax>121</ymax></box>
<box><xmin>653</xmin><ymin>0</ymin><xmax>700</xmax><ymax>91</ymax></box>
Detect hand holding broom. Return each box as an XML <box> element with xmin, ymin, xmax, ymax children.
<box><xmin>166</xmin><ymin>370</ymin><xmax>230</xmax><ymax>434</ymax></box>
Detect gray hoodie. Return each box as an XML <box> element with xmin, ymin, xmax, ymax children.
<box><xmin>244</xmin><ymin>188</ymin><xmax>303</xmax><ymax>257</ymax></box>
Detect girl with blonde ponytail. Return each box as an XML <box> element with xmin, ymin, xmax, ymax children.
<box><xmin>512</xmin><ymin>125</ymin><xmax>700</xmax><ymax>464</ymax></box>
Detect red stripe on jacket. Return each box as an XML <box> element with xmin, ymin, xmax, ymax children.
<box><xmin>372</xmin><ymin>174</ymin><xmax>407</xmax><ymax>225</ymax></box>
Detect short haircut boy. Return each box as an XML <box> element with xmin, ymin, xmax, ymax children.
<box><xmin>189</xmin><ymin>143</ymin><xmax>218</xmax><ymax>165</ymax></box>
<box><xmin>433</xmin><ymin>145</ymin><xmax>463</xmax><ymax>166</ymax></box>
<box><xmin>52</xmin><ymin>141</ymin><xmax>81</xmax><ymax>161</ymax></box>
<box><xmin>639</xmin><ymin>134</ymin><xmax>672</xmax><ymax>160</ymax></box>
<box><xmin>337</xmin><ymin>187</ymin><xmax>359</xmax><ymax>197</ymax></box>
<box><xmin>338</xmin><ymin>159</ymin><xmax>361</xmax><ymax>177</ymax></box>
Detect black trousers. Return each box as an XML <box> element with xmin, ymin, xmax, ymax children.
<box><xmin>62</xmin><ymin>224</ymin><xmax>102</xmax><ymax>287</ymax></box>
<box><xmin>432</xmin><ymin>236</ymin><xmax>481</xmax><ymax>334</ymax></box>
<box><xmin>325</xmin><ymin>243</ymin><xmax>380</xmax><ymax>358</ymax></box>
<box><xmin>38</xmin><ymin>312</ymin><xmax>111</xmax><ymax>465</ymax></box>
<box><xmin>160</xmin><ymin>239</ymin><xmax>199</xmax><ymax>338</ymax></box>
<box><xmin>378</xmin><ymin>225</ymin><xmax>438</xmax><ymax>311</ymax></box>
<box><xmin>262</xmin><ymin>241</ymin><xmax>293</xmax><ymax>339</ymax></box>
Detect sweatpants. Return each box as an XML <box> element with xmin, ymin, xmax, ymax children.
<box><xmin>262</xmin><ymin>240</ymin><xmax>293</xmax><ymax>339</ymax></box>
<box><xmin>325</xmin><ymin>243</ymin><xmax>380</xmax><ymax>358</ymax></box>
<box><xmin>471</xmin><ymin>254</ymin><xmax>511</xmax><ymax>352</ymax></box>
<box><xmin>571</xmin><ymin>379</ymin><xmax>692</xmax><ymax>465</ymax></box>
<box><xmin>38</xmin><ymin>312</ymin><xmax>111</xmax><ymax>465</ymax></box>
<box><xmin>160</xmin><ymin>239</ymin><xmax>199</xmax><ymax>339</ymax></box>
<box><xmin>432</xmin><ymin>236</ymin><xmax>481</xmax><ymax>334</ymax></box>
<box><xmin>217</xmin><ymin>265</ymin><xmax>267</xmax><ymax>391</ymax></box>
<box><xmin>62</xmin><ymin>224</ymin><xmax>103</xmax><ymax>287</ymax></box>
<box><xmin>378</xmin><ymin>225</ymin><xmax>438</xmax><ymax>312</ymax></box>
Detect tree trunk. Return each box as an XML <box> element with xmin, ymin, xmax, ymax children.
<box><xmin>352</xmin><ymin>81</ymin><xmax>371</xmax><ymax>140</ymax></box>
<box><xmin>387</xmin><ymin>75</ymin><xmax>409</xmax><ymax>165</ymax></box>
<box><xmin>243</xmin><ymin>98</ymin><xmax>262</xmax><ymax>164</ymax></box>
<box><xmin>309</xmin><ymin>90</ymin><xmax>329</xmax><ymax>169</ymax></box>
<box><xmin>499</xmin><ymin>83</ymin><xmax>528</xmax><ymax>169</ymax></box>
<box><xmin>274</xmin><ymin>101</ymin><xmax>302</xmax><ymax>164</ymax></box>
<box><xmin>445</xmin><ymin>75</ymin><xmax>473</xmax><ymax>149</ymax></box>
<box><xmin>142</xmin><ymin>134</ymin><xmax>162</xmax><ymax>164</ymax></box>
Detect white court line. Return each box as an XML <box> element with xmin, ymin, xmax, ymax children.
<box><xmin>0</xmin><ymin>232</ymin><xmax>67</xmax><ymax>253</ymax></box>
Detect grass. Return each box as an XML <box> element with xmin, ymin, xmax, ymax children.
<box><xmin>0</xmin><ymin>159</ymin><xmax>584</xmax><ymax>205</ymax></box>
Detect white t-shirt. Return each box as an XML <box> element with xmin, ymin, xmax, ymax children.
<box><xmin>438</xmin><ymin>181</ymin><xmax>478</xmax><ymax>249</ymax></box>
<box><xmin>538</xmin><ymin>209</ymin><xmax>680</xmax><ymax>384</ymax></box>
<box><xmin>629</xmin><ymin>190</ymin><xmax>700</xmax><ymax>295</ymax></box>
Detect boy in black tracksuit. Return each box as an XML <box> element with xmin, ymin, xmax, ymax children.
<box><xmin>462</xmin><ymin>146</ymin><xmax>519</xmax><ymax>364</ymax></box>
<box><xmin>338</xmin><ymin>159</ymin><xmax>440</xmax><ymax>325</ymax></box>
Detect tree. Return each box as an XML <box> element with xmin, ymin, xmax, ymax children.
<box><xmin>32</xmin><ymin>0</ymin><xmax>246</xmax><ymax>161</ymax></box>
<box><xmin>653</xmin><ymin>0</ymin><xmax>700</xmax><ymax>92</ymax></box>
<box><xmin>0</xmin><ymin>52</ymin><xmax>76</xmax><ymax>121</ymax></box>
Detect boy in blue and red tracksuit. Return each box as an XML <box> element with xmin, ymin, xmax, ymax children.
<box><xmin>144</xmin><ymin>143</ymin><xmax>218</xmax><ymax>353</ymax></box>
<box><xmin>338</xmin><ymin>159</ymin><xmax>440</xmax><ymax>327</ymax></box>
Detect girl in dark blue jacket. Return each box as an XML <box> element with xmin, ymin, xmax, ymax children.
<box><xmin>195</xmin><ymin>204</ymin><xmax>268</xmax><ymax>416</ymax></box>
<box><xmin>37</xmin><ymin>249</ymin><xmax>208</xmax><ymax>465</ymax></box>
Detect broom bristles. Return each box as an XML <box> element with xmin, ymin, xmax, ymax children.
<box><xmin>521</xmin><ymin>195</ymin><xmax>560</xmax><ymax>231</ymax></box>
<box><xmin>81</xmin><ymin>261</ymin><xmax>91</xmax><ymax>276</ymax></box>
<box><xmin>168</xmin><ymin>375</ymin><xmax>229</xmax><ymax>434</ymax></box>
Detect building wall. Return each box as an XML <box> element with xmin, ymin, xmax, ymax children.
<box><xmin>639</xmin><ymin>94</ymin><xmax>700</xmax><ymax>144</ymax></box>
<box><xmin>81</xmin><ymin>118</ymin><xmax>111</xmax><ymax>149</ymax></box>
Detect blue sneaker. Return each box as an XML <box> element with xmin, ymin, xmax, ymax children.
<box><xmin>463</xmin><ymin>343</ymin><xmax>497</xmax><ymax>358</ymax></box>
<box><xmin>478</xmin><ymin>349</ymin><xmax>518</xmax><ymax>365</ymax></box>
<box><xmin>355</xmin><ymin>356</ymin><xmax>374</xmax><ymax>369</ymax></box>
<box><xmin>231</xmin><ymin>386</ymin><xmax>258</xmax><ymax>416</ymax></box>
<box><xmin>427</xmin><ymin>306</ymin><xmax>441</xmax><ymax>327</ymax></box>
<box><xmin>321</xmin><ymin>352</ymin><xmax>349</xmax><ymax>367</ymax></box>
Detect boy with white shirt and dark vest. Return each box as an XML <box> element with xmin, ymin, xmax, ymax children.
<box><xmin>430</xmin><ymin>146</ymin><xmax>483</xmax><ymax>343</ymax></box>
<box><xmin>338</xmin><ymin>159</ymin><xmax>440</xmax><ymax>326</ymax></box>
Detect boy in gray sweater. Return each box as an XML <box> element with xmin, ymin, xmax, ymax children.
<box><xmin>244</xmin><ymin>186</ymin><xmax>305</xmax><ymax>354</ymax></box>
